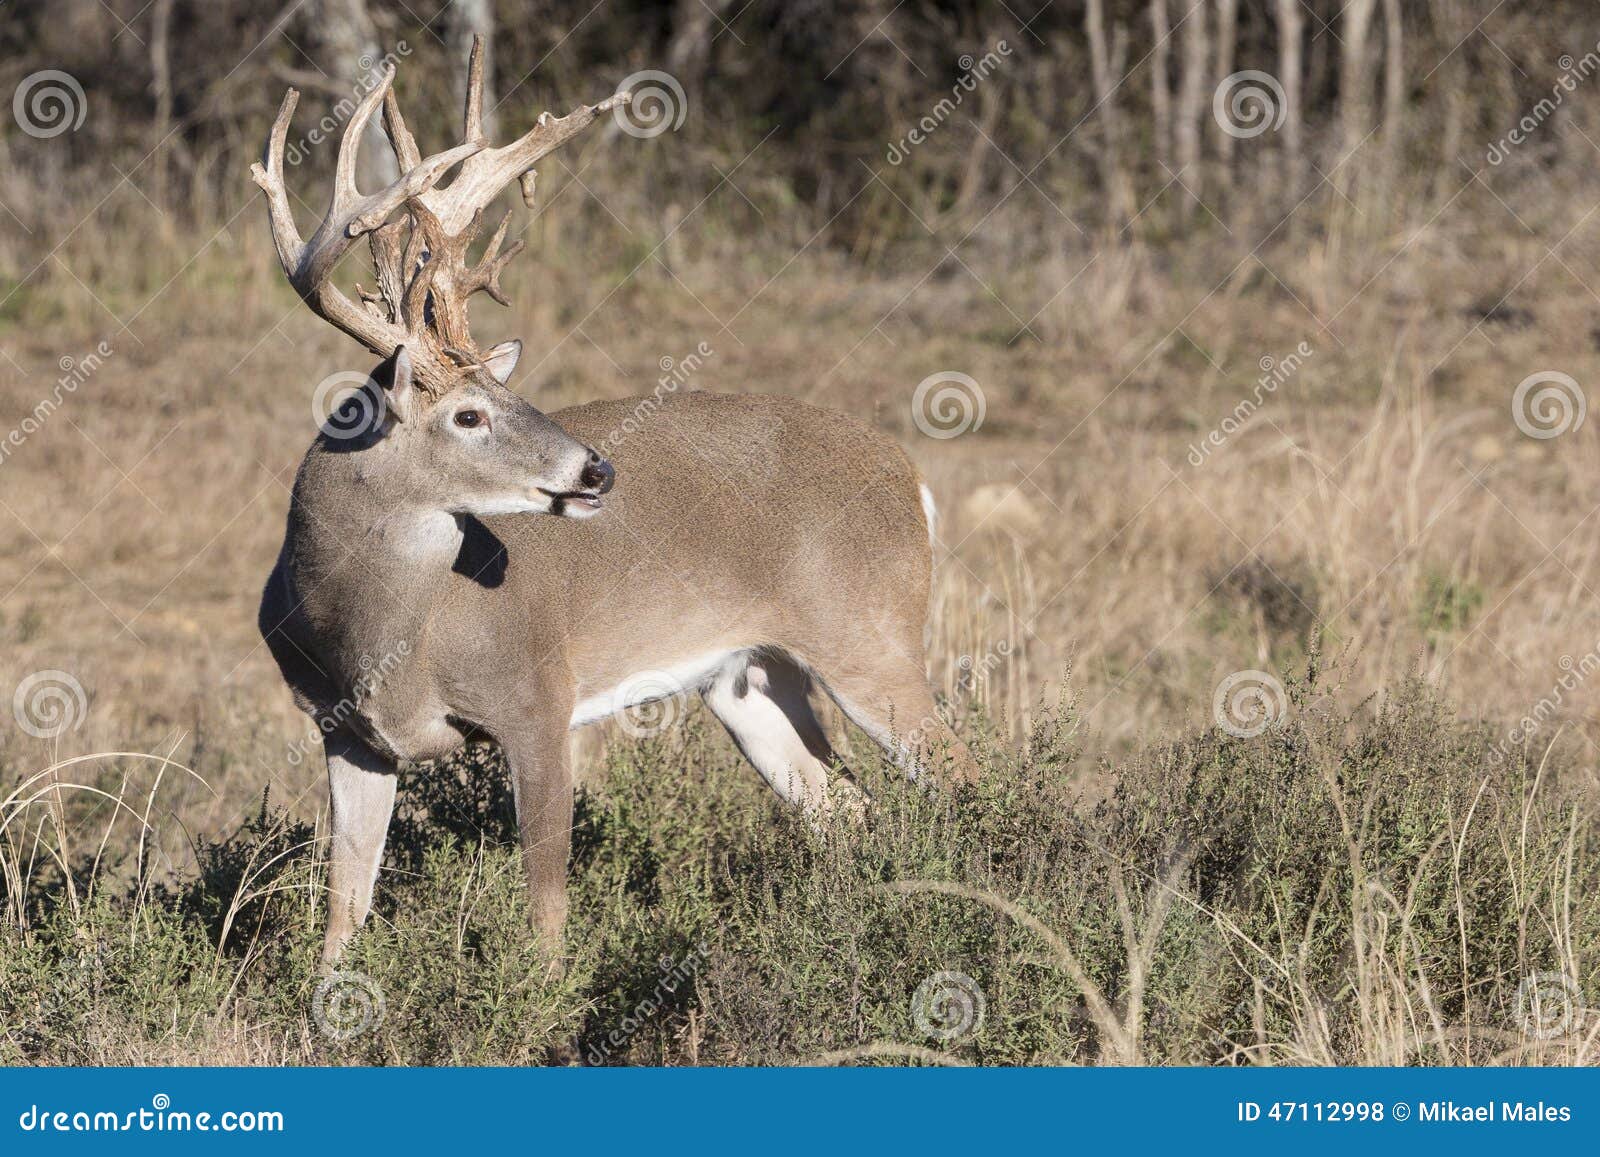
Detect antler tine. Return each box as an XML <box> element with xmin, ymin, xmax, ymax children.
<box><xmin>417</xmin><ymin>97</ymin><xmax>628</xmax><ymax>234</ymax></box>
<box><xmin>257</xmin><ymin>63</ymin><xmax>485</xmax><ymax>310</ymax></box>
<box><xmin>414</xmin><ymin>52</ymin><xmax>630</xmax><ymax>235</ymax></box>
<box><xmin>252</xmin><ymin>85</ymin><xmax>409</xmax><ymax>360</ymax></box>
<box><xmin>462</xmin><ymin>210</ymin><xmax>525</xmax><ymax>306</ymax></box>
<box><xmin>251</xmin><ymin>89</ymin><xmax>306</xmax><ymax>274</ymax></box>
<box><xmin>255</xmin><ymin>35</ymin><xmax>628</xmax><ymax>397</ymax></box>
<box><xmin>330</xmin><ymin>66</ymin><xmax>394</xmax><ymax>211</ymax></box>
<box><xmin>381</xmin><ymin>87</ymin><xmax>423</xmax><ymax>171</ymax></box>
<box><xmin>464</xmin><ymin>35</ymin><xmax>489</xmax><ymax>145</ymax></box>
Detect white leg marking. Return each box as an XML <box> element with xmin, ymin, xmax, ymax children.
<box><xmin>323</xmin><ymin>734</ymin><xmax>397</xmax><ymax>961</ymax></box>
<box><xmin>703</xmin><ymin>656</ymin><xmax>833</xmax><ymax>811</ymax></box>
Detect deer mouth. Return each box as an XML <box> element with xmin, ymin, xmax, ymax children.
<box><xmin>540</xmin><ymin>488</ymin><xmax>605</xmax><ymax>518</ymax></box>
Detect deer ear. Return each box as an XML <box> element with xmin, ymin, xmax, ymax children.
<box><xmin>481</xmin><ymin>340</ymin><xmax>522</xmax><ymax>385</ymax></box>
<box><xmin>380</xmin><ymin>346</ymin><xmax>415</xmax><ymax>424</ymax></box>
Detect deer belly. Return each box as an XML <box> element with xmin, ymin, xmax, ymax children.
<box><xmin>568</xmin><ymin>650</ymin><xmax>738</xmax><ymax>730</ymax></box>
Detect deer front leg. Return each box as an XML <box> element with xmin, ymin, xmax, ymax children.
<box><xmin>498</xmin><ymin>693</ymin><xmax>576</xmax><ymax>950</ymax></box>
<box><xmin>321</xmin><ymin>729</ymin><xmax>398</xmax><ymax>965</ymax></box>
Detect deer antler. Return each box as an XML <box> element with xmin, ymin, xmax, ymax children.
<box><xmin>252</xmin><ymin>36</ymin><xmax>629</xmax><ymax>397</ymax></box>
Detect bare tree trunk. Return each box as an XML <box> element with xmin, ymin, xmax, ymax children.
<box><xmin>1085</xmin><ymin>0</ymin><xmax>1135</xmax><ymax>225</ymax></box>
<box><xmin>1429</xmin><ymin>0</ymin><xmax>1465</xmax><ymax>185</ymax></box>
<box><xmin>1339</xmin><ymin>0</ymin><xmax>1379</xmax><ymax>162</ymax></box>
<box><xmin>669</xmin><ymin>0</ymin><xmax>731</xmax><ymax>98</ymax></box>
<box><xmin>1149</xmin><ymin>0</ymin><xmax>1173</xmax><ymax>174</ymax></box>
<box><xmin>952</xmin><ymin>81</ymin><xmax>1000</xmax><ymax>219</ymax></box>
<box><xmin>1175</xmin><ymin>0</ymin><xmax>1209</xmax><ymax>217</ymax></box>
<box><xmin>1274</xmin><ymin>0</ymin><xmax>1303</xmax><ymax>197</ymax></box>
<box><xmin>1212</xmin><ymin>0</ymin><xmax>1240</xmax><ymax>176</ymax></box>
<box><xmin>447</xmin><ymin>0</ymin><xmax>497</xmax><ymax>140</ymax></box>
<box><xmin>301</xmin><ymin>0</ymin><xmax>398</xmax><ymax>188</ymax></box>
<box><xmin>149</xmin><ymin>0</ymin><xmax>174</xmax><ymax>222</ymax></box>
<box><xmin>1380</xmin><ymin>0</ymin><xmax>1404</xmax><ymax>165</ymax></box>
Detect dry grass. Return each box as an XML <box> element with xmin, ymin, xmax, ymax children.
<box><xmin>6</xmin><ymin>154</ymin><xmax>1600</xmax><ymax>766</ymax></box>
<box><xmin>3</xmin><ymin>94</ymin><xmax>1600</xmax><ymax>1063</ymax></box>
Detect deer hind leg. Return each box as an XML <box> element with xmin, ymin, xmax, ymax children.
<box><xmin>321</xmin><ymin>730</ymin><xmax>398</xmax><ymax>965</ymax></box>
<box><xmin>702</xmin><ymin>651</ymin><xmax>861</xmax><ymax>814</ymax></box>
<box><xmin>811</xmin><ymin>648</ymin><xmax>980</xmax><ymax>785</ymax></box>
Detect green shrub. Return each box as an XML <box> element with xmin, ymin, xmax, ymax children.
<box><xmin>1</xmin><ymin>664</ymin><xmax>1593</xmax><ymax>1065</ymax></box>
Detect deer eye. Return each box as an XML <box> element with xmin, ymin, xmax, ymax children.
<box><xmin>454</xmin><ymin>409</ymin><xmax>485</xmax><ymax>429</ymax></box>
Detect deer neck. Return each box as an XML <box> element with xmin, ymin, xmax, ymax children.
<box><xmin>287</xmin><ymin>462</ymin><xmax>464</xmax><ymax>674</ymax></box>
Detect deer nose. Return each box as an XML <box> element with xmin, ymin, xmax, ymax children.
<box><xmin>581</xmin><ymin>450</ymin><xmax>615</xmax><ymax>494</ymax></box>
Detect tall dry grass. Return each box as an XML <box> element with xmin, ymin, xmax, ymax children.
<box><xmin>3</xmin><ymin>0</ymin><xmax>1599</xmax><ymax>1067</ymax></box>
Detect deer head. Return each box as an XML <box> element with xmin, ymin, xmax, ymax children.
<box><xmin>252</xmin><ymin>37</ymin><xmax>622</xmax><ymax>519</ymax></box>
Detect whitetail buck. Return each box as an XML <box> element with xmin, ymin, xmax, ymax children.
<box><xmin>254</xmin><ymin>39</ymin><xmax>974</xmax><ymax>963</ymax></box>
